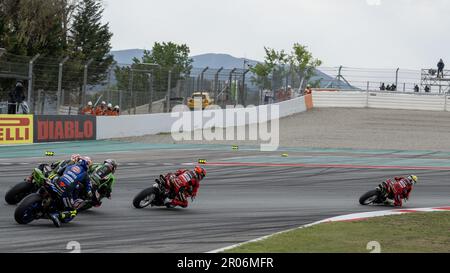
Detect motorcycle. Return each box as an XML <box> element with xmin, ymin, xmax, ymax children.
<box><xmin>5</xmin><ymin>162</ymin><xmax>115</xmax><ymax>211</ymax></box>
<box><xmin>14</xmin><ymin>179</ymin><xmax>70</xmax><ymax>227</ymax></box>
<box><xmin>359</xmin><ymin>187</ymin><xmax>391</xmax><ymax>205</ymax></box>
<box><xmin>133</xmin><ymin>175</ymin><xmax>174</xmax><ymax>209</ymax></box>
<box><xmin>5</xmin><ymin>165</ymin><xmax>54</xmax><ymax>205</ymax></box>
<box><xmin>79</xmin><ymin>171</ymin><xmax>116</xmax><ymax>211</ymax></box>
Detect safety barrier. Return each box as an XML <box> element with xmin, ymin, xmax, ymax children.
<box><xmin>96</xmin><ymin>96</ymin><xmax>309</xmax><ymax>140</ymax></box>
<box><xmin>312</xmin><ymin>90</ymin><xmax>450</xmax><ymax>111</ymax></box>
<box><xmin>1</xmin><ymin>96</ymin><xmax>310</xmax><ymax>144</ymax></box>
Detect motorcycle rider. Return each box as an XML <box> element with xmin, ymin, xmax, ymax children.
<box><xmin>48</xmin><ymin>157</ymin><xmax>94</xmax><ymax>226</ymax></box>
<box><xmin>89</xmin><ymin>159</ymin><xmax>118</xmax><ymax>207</ymax></box>
<box><xmin>163</xmin><ymin>166</ymin><xmax>206</xmax><ymax>208</ymax></box>
<box><xmin>25</xmin><ymin>154</ymin><xmax>82</xmax><ymax>183</ymax></box>
<box><xmin>377</xmin><ymin>175</ymin><xmax>418</xmax><ymax>207</ymax></box>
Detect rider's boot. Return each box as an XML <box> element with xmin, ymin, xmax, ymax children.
<box><xmin>48</xmin><ymin>213</ymin><xmax>61</xmax><ymax>228</ymax></box>
<box><xmin>59</xmin><ymin>210</ymin><xmax>78</xmax><ymax>223</ymax></box>
<box><xmin>164</xmin><ymin>197</ymin><xmax>174</xmax><ymax>208</ymax></box>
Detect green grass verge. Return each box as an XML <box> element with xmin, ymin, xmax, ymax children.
<box><xmin>225</xmin><ymin>212</ymin><xmax>450</xmax><ymax>253</ymax></box>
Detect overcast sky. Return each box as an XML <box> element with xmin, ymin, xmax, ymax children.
<box><xmin>102</xmin><ymin>0</ymin><xmax>450</xmax><ymax>69</ymax></box>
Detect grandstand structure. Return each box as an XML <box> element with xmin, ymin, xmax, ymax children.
<box><xmin>420</xmin><ymin>68</ymin><xmax>450</xmax><ymax>93</ymax></box>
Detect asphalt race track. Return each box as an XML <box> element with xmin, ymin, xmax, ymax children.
<box><xmin>0</xmin><ymin>144</ymin><xmax>449</xmax><ymax>253</ymax></box>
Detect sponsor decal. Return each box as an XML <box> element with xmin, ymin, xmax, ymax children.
<box><xmin>71</xmin><ymin>166</ymin><xmax>81</xmax><ymax>174</ymax></box>
<box><xmin>34</xmin><ymin>115</ymin><xmax>96</xmax><ymax>143</ymax></box>
<box><xmin>0</xmin><ymin>115</ymin><xmax>33</xmax><ymax>144</ymax></box>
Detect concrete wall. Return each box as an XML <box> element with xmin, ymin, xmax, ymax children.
<box><xmin>313</xmin><ymin>90</ymin><xmax>450</xmax><ymax>111</ymax></box>
<box><xmin>96</xmin><ymin>95</ymin><xmax>309</xmax><ymax>139</ymax></box>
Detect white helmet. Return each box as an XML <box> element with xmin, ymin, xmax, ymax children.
<box><xmin>101</xmin><ymin>101</ymin><xmax>106</xmax><ymax>105</ymax></box>
<box><xmin>87</xmin><ymin>101</ymin><xmax>93</xmax><ymax>106</ymax></box>
<box><xmin>114</xmin><ymin>105</ymin><xmax>120</xmax><ymax>110</ymax></box>
<box><xmin>108</xmin><ymin>103</ymin><xmax>112</xmax><ymax>108</ymax></box>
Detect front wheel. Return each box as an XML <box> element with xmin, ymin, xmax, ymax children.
<box><xmin>359</xmin><ymin>189</ymin><xmax>382</xmax><ymax>205</ymax></box>
<box><xmin>14</xmin><ymin>193</ymin><xmax>43</xmax><ymax>225</ymax></box>
<box><xmin>5</xmin><ymin>181</ymin><xmax>36</xmax><ymax>205</ymax></box>
<box><xmin>133</xmin><ymin>187</ymin><xmax>157</xmax><ymax>209</ymax></box>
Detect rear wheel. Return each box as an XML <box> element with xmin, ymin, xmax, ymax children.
<box><xmin>5</xmin><ymin>181</ymin><xmax>35</xmax><ymax>205</ymax></box>
<box><xmin>359</xmin><ymin>189</ymin><xmax>381</xmax><ymax>205</ymax></box>
<box><xmin>133</xmin><ymin>187</ymin><xmax>157</xmax><ymax>209</ymax></box>
<box><xmin>14</xmin><ymin>194</ymin><xmax>43</xmax><ymax>225</ymax></box>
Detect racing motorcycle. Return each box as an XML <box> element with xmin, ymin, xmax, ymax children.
<box><xmin>14</xmin><ymin>175</ymin><xmax>69</xmax><ymax>227</ymax></box>
<box><xmin>359</xmin><ymin>187</ymin><xmax>390</xmax><ymax>205</ymax></box>
<box><xmin>5</xmin><ymin>164</ymin><xmax>56</xmax><ymax>205</ymax></box>
<box><xmin>133</xmin><ymin>175</ymin><xmax>173</xmax><ymax>209</ymax></box>
<box><xmin>5</xmin><ymin>162</ymin><xmax>115</xmax><ymax>211</ymax></box>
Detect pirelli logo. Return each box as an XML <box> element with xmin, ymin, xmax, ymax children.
<box><xmin>0</xmin><ymin>115</ymin><xmax>34</xmax><ymax>144</ymax></box>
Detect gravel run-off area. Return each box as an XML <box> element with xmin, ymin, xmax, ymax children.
<box><xmin>118</xmin><ymin>108</ymin><xmax>450</xmax><ymax>152</ymax></box>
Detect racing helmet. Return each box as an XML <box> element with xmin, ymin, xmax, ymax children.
<box><xmin>194</xmin><ymin>166</ymin><xmax>206</xmax><ymax>180</ymax></box>
<box><xmin>408</xmin><ymin>175</ymin><xmax>418</xmax><ymax>185</ymax></box>
<box><xmin>104</xmin><ymin>159</ymin><xmax>117</xmax><ymax>174</ymax></box>
<box><xmin>81</xmin><ymin>156</ymin><xmax>93</xmax><ymax>167</ymax></box>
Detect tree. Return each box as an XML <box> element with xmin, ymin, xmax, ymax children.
<box><xmin>69</xmin><ymin>0</ymin><xmax>113</xmax><ymax>85</ymax></box>
<box><xmin>289</xmin><ymin>43</ymin><xmax>322</xmax><ymax>90</ymax></box>
<box><xmin>114</xmin><ymin>42</ymin><xmax>193</xmax><ymax>109</ymax></box>
<box><xmin>0</xmin><ymin>0</ymin><xmax>67</xmax><ymax>57</ymax></box>
<box><xmin>251</xmin><ymin>43</ymin><xmax>322</xmax><ymax>92</ymax></box>
<box><xmin>250</xmin><ymin>47</ymin><xmax>289</xmax><ymax>91</ymax></box>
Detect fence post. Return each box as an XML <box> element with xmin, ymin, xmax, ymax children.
<box><xmin>148</xmin><ymin>73</ymin><xmax>153</xmax><ymax>114</ymax></box>
<box><xmin>395</xmin><ymin>68</ymin><xmax>399</xmax><ymax>88</ymax></box>
<box><xmin>57</xmin><ymin>56</ymin><xmax>69</xmax><ymax>113</ymax></box>
<box><xmin>242</xmin><ymin>69</ymin><xmax>250</xmax><ymax>106</ymax></box>
<box><xmin>28</xmin><ymin>54</ymin><xmax>40</xmax><ymax>114</ymax></box>
<box><xmin>128</xmin><ymin>68</ymin><xmax>134</xmax><ymax>114</ymax></box>
<box><xmin>40</xmin><ymin>91</ymin><xmax>45</xmax><ymax>115</ymax></box>
<box><xmin>166</xmin><ymin>70</ymin><xmax>172</xmax><ymax>113</ymax></box>
<box><xmin>214</xmin><ymin>67</ymin><xmax>223</xmax><ymax>104</ymax></box>
<box><xmin>82</xmin><ymin>59</ymin><xmax>93</xmax><ymax>107</ymax></box>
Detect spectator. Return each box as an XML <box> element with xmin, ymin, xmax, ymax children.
<box><xmin>95</xmin><ymin>101</ymin><xmax>107</xmax><ymax>116</ymax></box>
<box><xmin>437</xmin><ymin>59</ymin><xmax>445</xmax><ymax>78</ymax></box>
<box><xmin>391</xmin><ymin>84</ymin><xmax>397</xmax><ymax>91</ymax></box>
<box><xmin>425</xmin><ymin>85</ymin><xmax>431</xmax><ymax>93</ymax></box>
<box><xmin>386</xmin><ymin>84</ymin><xmax>391</xmax><ymax>91</ymax></box>
<box><xmin>264</xmin><ymin>91</ymin><xmax>271</xmax><ymax>105</ymax></box>
<box><xmin>81</xmin><ymin>101</ymin><xmax>94</xmax><ymax>115</ymax></box>
<box><xmin>304</xmin><ymin>85</ymin><xmax>312</xmax><ymax>95</ymax></box>
<box><xmin>380</xmin><ymin>83</ymin><xmax>386</xmax><ymax>91</ymax></box>
<box><xmin>113</xmin><ymin>105</ymin><xmax>120</xmax><ymax>116</ymax></box>
<box><xmin>105</xmin><ymin>103</ymin><xmax>115</xmax><ymax>116</ymax></box>
<box><xmin>8</xmin><ymin>80</ymin><xmax>26</xmax><ymax>114</ymax></box>
<box><xmin>414</xmin><ymin>85</ymin><xmax>420</xmax><ymax>92</ymax></box>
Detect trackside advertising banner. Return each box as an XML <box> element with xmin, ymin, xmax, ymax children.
<box><xmin>34</xmin><ymin>115</ymin><xmax>96</xmax><ymax>143</ymax></box>
<box><xmin>0</xmin><ymin>115</ymin><xmax>34</xmax><ymax>145</ymax></box>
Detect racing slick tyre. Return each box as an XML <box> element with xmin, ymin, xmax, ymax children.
<box><xmin>5</xmin><ymin>181</ymin><xmax>35</xmax><ymax>205</ymax></box>
<box><xmin>14</xmin><ymin>193</ymin><xmax>43</xmax><ymax>225</ymax></box>
<box><xmin>359</xmin><ymin>189</ymin><xmax>381</xmax><ymax>205</ymax></box>
<box><xmin>133</xmin><ymin>187</ymin><xmax>156</xmax><ymax>209</ymax></box>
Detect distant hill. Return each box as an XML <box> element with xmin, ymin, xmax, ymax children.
<box><xmin>111</xmin><ymin>49</ymin><xmax>258</xmax><ymax>69</ymax></box>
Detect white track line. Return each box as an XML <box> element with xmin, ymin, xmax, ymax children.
<box><xmin>207</xmin><ymin>206</ymin><xmax>450</xmax><ymax>253</ymax></box>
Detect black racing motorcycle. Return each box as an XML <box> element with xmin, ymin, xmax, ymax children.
<box><xmin>133</xmin><ymin>175</ymin><xmax>168</xmax><ymax>209</ymax></box>
<box><xmin>359</xmin><ymin>185</ymin><xmax>395</xmax><ymax>206</ymax></box>
<box><xmin>14</xmin><ymin>179</ymin><xmax>70</xmax><ymax>227</ymax></box>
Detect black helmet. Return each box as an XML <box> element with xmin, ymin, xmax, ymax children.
<box><xmin>104</xmin><ymin>159</ymin><xmax>117</xmax><ymax>174</ymax></box>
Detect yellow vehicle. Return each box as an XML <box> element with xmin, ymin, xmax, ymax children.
<box><xmin>187</xmin><ymin>92</ymin><xmax>214</xmax><ymax>110</ymax></box>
